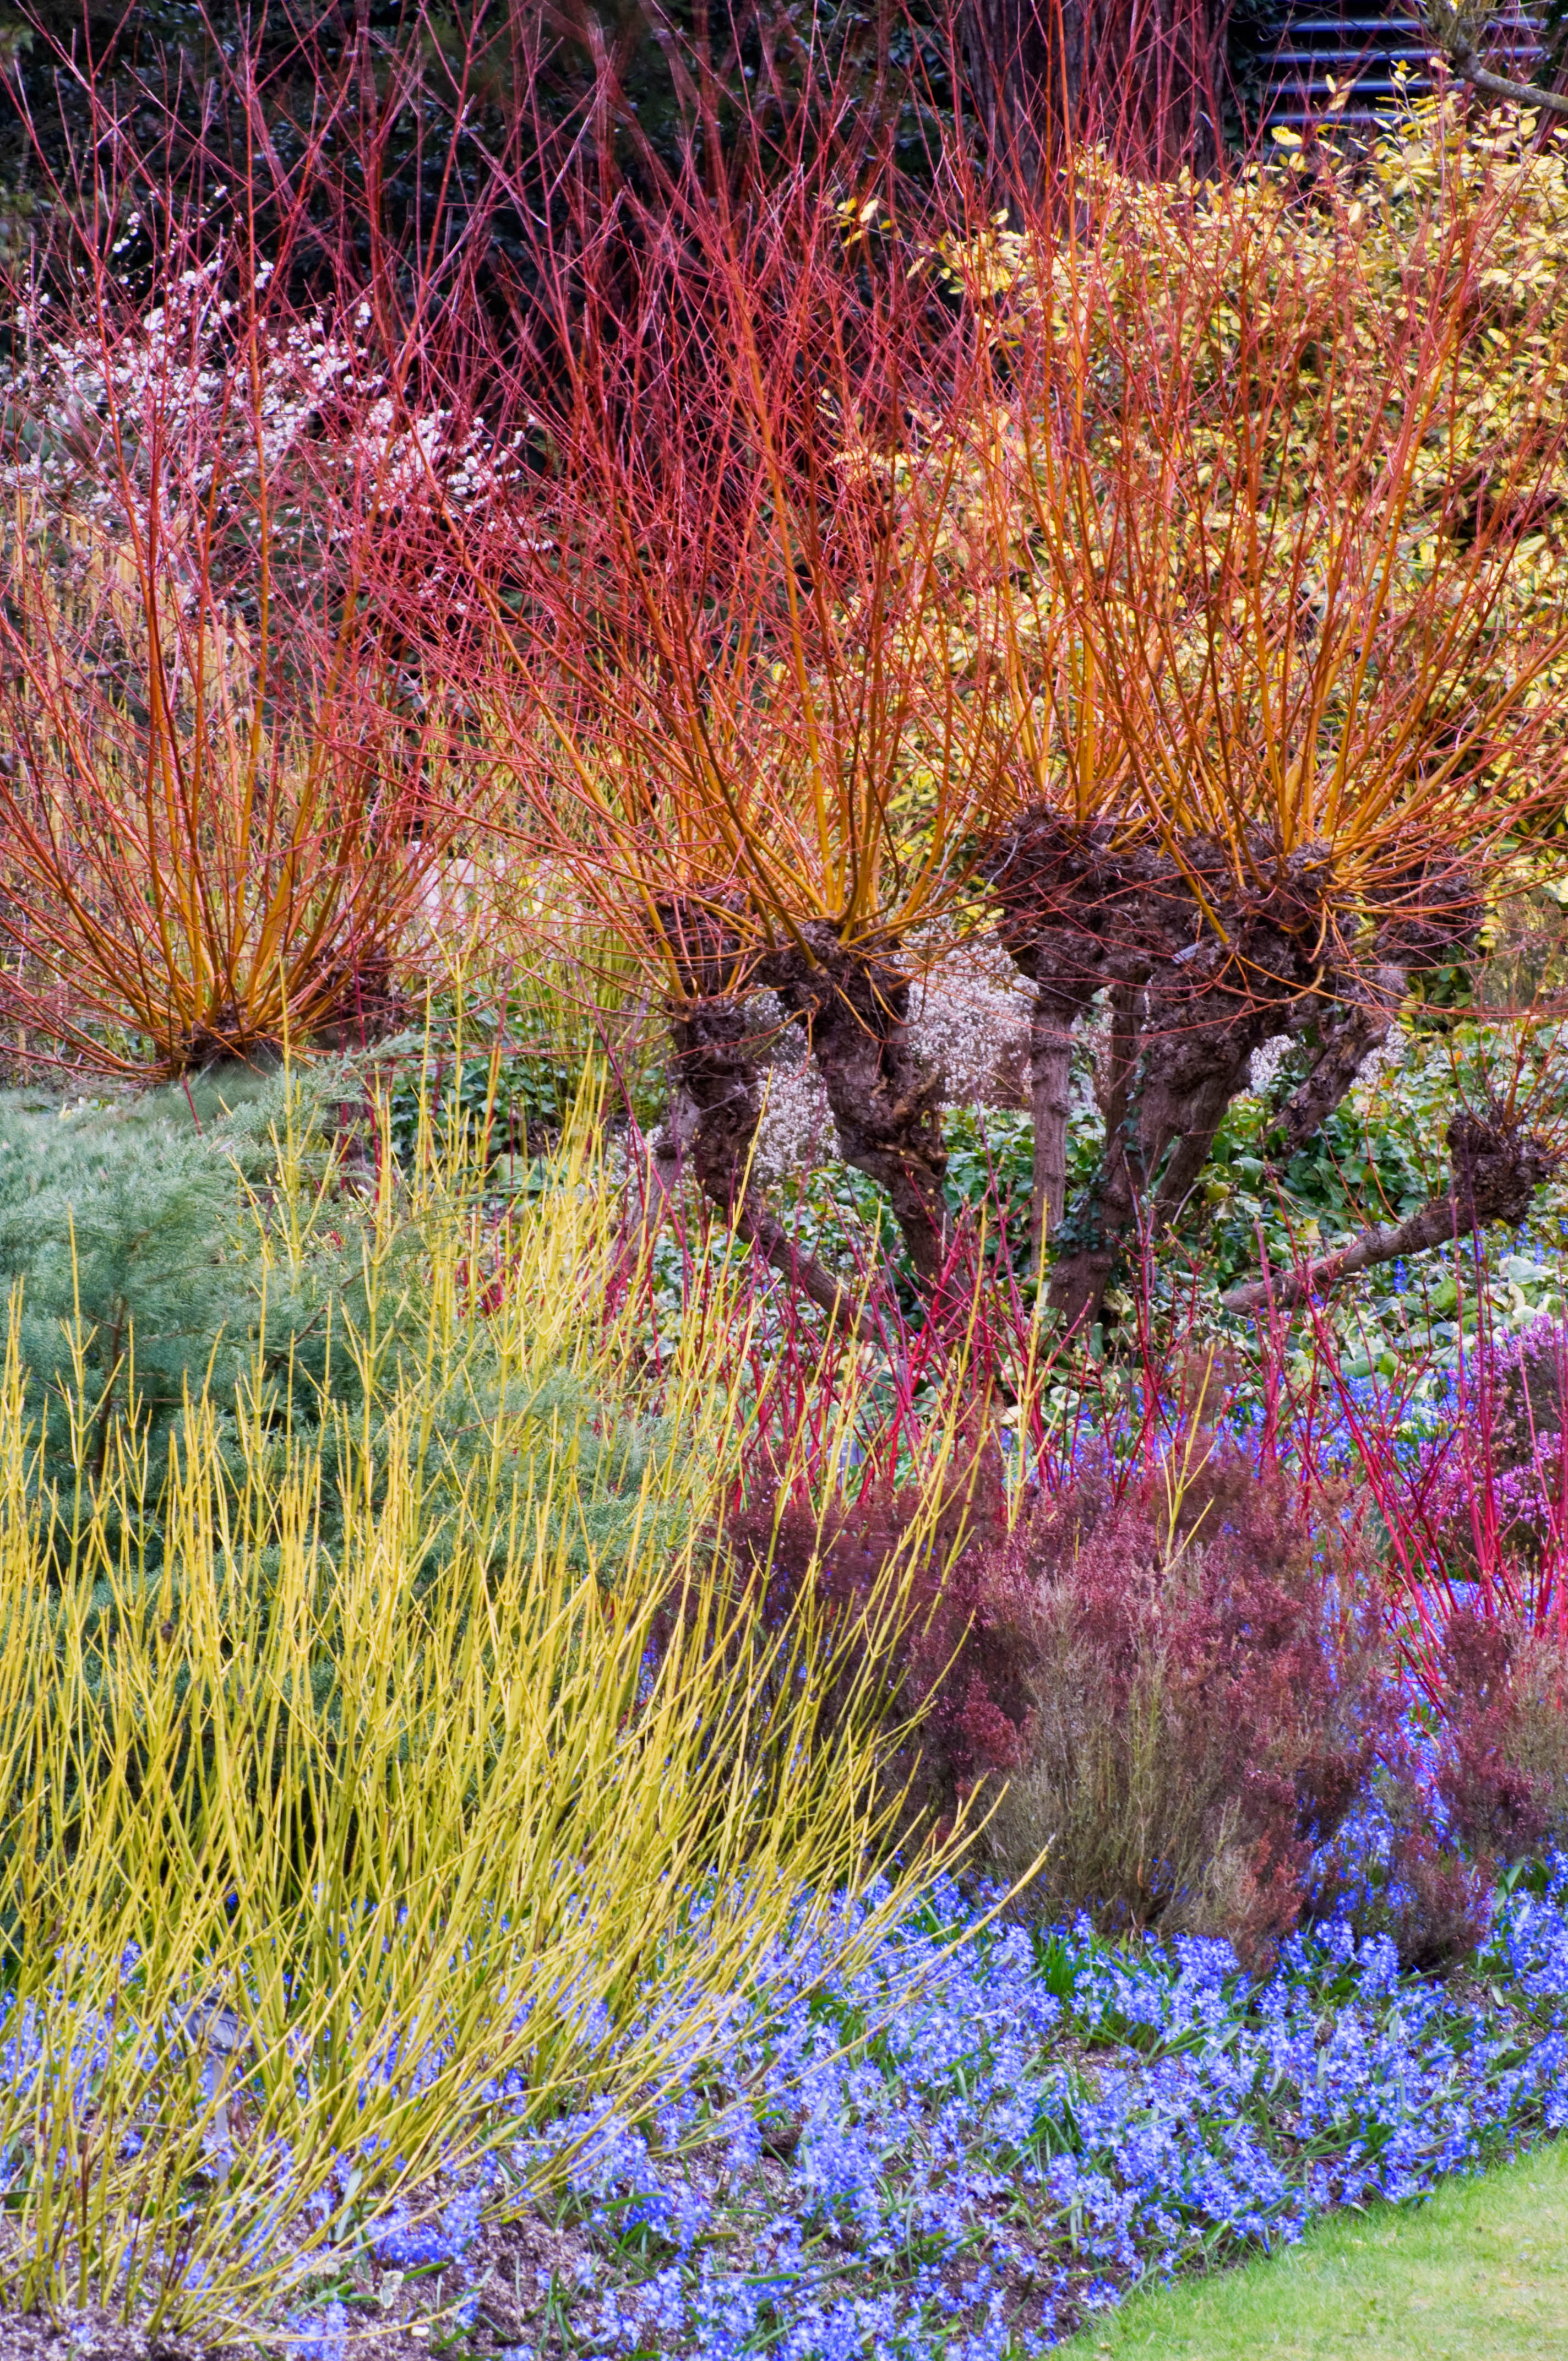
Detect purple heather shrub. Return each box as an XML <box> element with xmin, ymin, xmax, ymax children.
<box><xmin>1310</xmin><ymin>1766</ymin><xmax>1498</xmax><ymax>1976</ymax></box>
<box><xmin>1436</xmin><ymin>1608</ymin><xmax>1551</xmax><ymax>1863</ymax></box>
<box><xmin>731</xmin><ymin>1437</ymin><xmax>1398</xmax><ymax>1967</ymax></box>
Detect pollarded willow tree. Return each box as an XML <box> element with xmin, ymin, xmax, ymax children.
<box><xmin>455</xmin><ymin>98</ymin><xmax>1568</xmax><ymax>1337</ymax></box>
<box><xmin>455</xmin><ymin>163</ymin><xmax>1005</xmax><ymax>1331</ymax></box>
<box><xmin>948</xmin><ymin>112</ymin><xmax>1568</xmax><ymax>1325</ymax></box>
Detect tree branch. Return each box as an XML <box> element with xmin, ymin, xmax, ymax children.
<box><xmin>1445</xmin><ymin>40</ymin><xmax>1568</xmax><ymax>118</ymax></box>
<box><xmin>1222</xmin><ymin>1111</ymin><xmax>1560</xmax><ymax>1317</ymax></box>
<box><xmin>1223</xmin><ymin>1196</ymin><xmax>1468</xmax><ymax>1317</ymax></box>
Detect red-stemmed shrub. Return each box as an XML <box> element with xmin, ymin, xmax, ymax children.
<box><xmin>1309</xmin><ymin>1294</ymin><xmax>1568</xmax><ymax>1646</ymax></box>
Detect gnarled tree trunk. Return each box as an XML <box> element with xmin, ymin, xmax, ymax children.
<box><xmin>651</xmin><ymin>902</ymin><xmax>959</xmax><ymax>1326</ymax></box>
<box><xmin>769</xmin><ymin>923</ymin><xmax>955</xmax><ymax>1293</ymax></box>
<box><xmin>1271</xmin><ymin>867</ymin><xmax>1485</xmax><ymax>1162</ymax></box>
<box><xmin>1027</xmin><ymin>982</ymin><xmax>1082</xmax><ymax>1261</ymax></box>
<box><xmin>651</xmin><ymin>900</ymin><xmax>876</xmax><ymax>1337</ymax></box>
<box><xmin>982</xmin><ymin>813</ymin><xmax>1495</xmax><ymax>1335</ymax></box>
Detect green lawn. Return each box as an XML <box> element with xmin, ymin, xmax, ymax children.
<box><xmin>1057</xmin><ymin>2136</ymin><xmax>1568</xmax><ymax>2358</ymax></box>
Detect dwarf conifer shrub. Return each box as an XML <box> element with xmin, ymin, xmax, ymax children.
<box><xmin>0</xmin><ymin>1070</ymin><xmax>427</xmax><ymax>1570</ymax></box>
<box><xmin>0</xmin><ymin>1080</ymin><xmax>295</xmax><ymax>1503</ymax></box>
<box><xmin>0</xmin><ymin>1070</ymin><xmax>684</xmax><ymax>1598</ymax></box>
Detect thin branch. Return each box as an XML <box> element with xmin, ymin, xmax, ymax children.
<box><xmin>1222</xmin><ymin>1113</ymin><xmax>1561</xmax><ymax>1316</ymax></box>
<box><xmin>1446</xmin><ymin>41</ymin><xmax>1568</xmax><ymax>118</ymax></box>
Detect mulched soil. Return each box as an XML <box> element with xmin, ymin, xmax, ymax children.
<box><xmin>0</xmin><ymin>2206</ymin><xmax>598</xmax><ymax>2361</ymax></box>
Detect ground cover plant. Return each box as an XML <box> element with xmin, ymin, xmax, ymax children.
<box><xmin>5</xmin><ymin>13</ymin><xmax>1568</xmax><ymax>2359</ymax></box>
<box><xmin>165</xmin><ymin>1859</ymin><xmax>1568</xmax><ymax>2359</ymax></box>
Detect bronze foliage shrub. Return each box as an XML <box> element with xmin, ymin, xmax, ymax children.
<box><xmin>725</xmin><ymin>1425</ymin><xmax>1568</xmax><ymax>1975</ymax></box>
<box><xmin>970</xmin><ymin>1462</ymin><xmax>1393</xmax><ymax>1965</ymax></box>
<box><xmin>727</xmin><ymin>1450</ymin><xmax>1397</xmax><ymax>1966</ymax></box>
<box><xmin>1433</xmin><ymin>1606</ymin><xmax>1568</xmax><ymax>1865</ymax></box>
